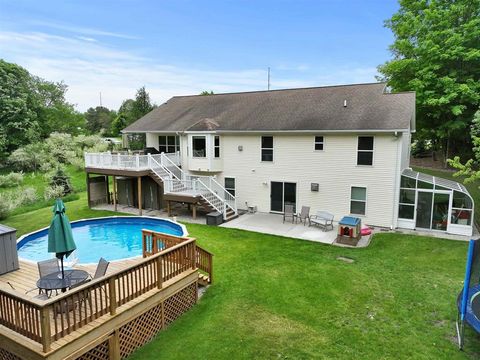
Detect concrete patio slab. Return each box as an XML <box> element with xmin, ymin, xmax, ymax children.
<box><xmin>220</xmin><ymin>212</ymin><xmax>338</xmax><ymax>244</ymax></box>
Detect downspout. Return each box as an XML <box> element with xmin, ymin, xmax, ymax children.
<box><xmin>391</xmin><ymin>132</ymin><xmax>402</xmax><ymax>230</ymax></box>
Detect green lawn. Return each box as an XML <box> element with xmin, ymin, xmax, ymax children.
<box><xmin>413</xmin><ymin>166</ymin><xmax>480</xmax><ymax>227</ymax></box>
<box><xmin>0</xmin><ymin>165</ymin><xmax>86</xmax><ymax>217</ymax></box>
<box><xmin>3</xmin><ymin>187</ymin><xmax>480</xmax><ymax>358</ymax></box>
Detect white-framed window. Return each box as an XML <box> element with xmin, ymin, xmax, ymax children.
<box><xmin>214</xmin><ymin>136</ymin><xmax>220</xmax><ymax>158</ymax></box>
<box><xmin>350</xmin><ymin>186</ymin><xmax>367</xmax><ymax>215</ymax></box>
<box><xmin>192</xmin><ymin>136</ymin><xmax>206</xmax><ymax>157</ymax></box>
<box><xmin>225</xmin><ymin>177</ymin><xmax>235</xmax><ymax>196</ymax></box>
<box><xmin>261</xmin><ymin>136</ymin><xmax>273</xmax><ymax>162</ymax></box>
<box><xmin>357</xmin><ymin>136</ymin><xmax>374</xmax><ymax>166</ymax></box>
<box><xmin>158</xmin><ymin>135</ymin><xmax>180</xmax><ymax>153</ymax></box>
<box><xmin>451</xmin><ymin>190</ymin><xmax>473</xmax><ymax>225</ymax></box>
<box><xmin>314</xmin><ymin>136</ymin><xmax>324</xmax><ymax>151</ymax></box>
<box><xmin>398</xmin><ymin>175</ymin><xmax>416</xmax><ymax>219</ymax></box>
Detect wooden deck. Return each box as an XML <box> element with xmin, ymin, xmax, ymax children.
<box><xmin>0</xmin><ymin>232</ymin><xmax>213</xmax><ymax>360</ymax></box>
<box><xmin>0</xmin><ymin>259</ymin><xmax>141</xmax><ymax>298</ymax></box>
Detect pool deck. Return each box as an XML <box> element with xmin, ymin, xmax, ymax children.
<box><xmin>0</xmin><ymin>258</ymin><xmax>142</xmax><ymax>297</ymax></box>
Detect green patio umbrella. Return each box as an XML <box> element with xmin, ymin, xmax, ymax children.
<box><xmin>48</xmin><ymin>199</ymin><xmax>77</xmax><ymax>279</ymax></box>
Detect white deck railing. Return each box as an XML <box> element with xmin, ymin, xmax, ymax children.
<box><xmin>85</xmin><ymin>152</ymin><xmax>181</xmax><ymax>170</ymax></box>
<box><xmin>84</xmin><ymin>151</ymin><xmax>237</xmax><ymax>219</ymax></box>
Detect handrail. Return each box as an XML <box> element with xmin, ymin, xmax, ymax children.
<box><xmin>0</xmin><ymin>235</ymin><xmax>197</xmax><ymax>351</ymax></box>
<box><xmin>85</xmin><ymin>151</ymin><xmax>238</xmax><ymax>219</ymax></box>
<box><xmin>142</xmin><ymin>230</ymin><xmax>213</xmax><ymax>284</ymax></box>
<box><xmin>196</xmin><ymin>246</ymin><xmax>214</xmax><ymax>284</ymax></box>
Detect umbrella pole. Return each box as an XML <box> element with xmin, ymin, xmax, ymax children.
<box><xmin>61</xmin><ymin>257</ymin><xmax>65</xmax><ymax>279</ymax></box>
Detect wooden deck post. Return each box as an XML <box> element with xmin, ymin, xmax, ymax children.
<box><xmin>137</xmin><ymin>176</ymin><xmax>142</xmax><ymax>216</ymax></box>
<box><xmin>156</xmin><ymin>256</ymin><xmax>163</xmax><ymax>289</ymax></box>
<box><xmin>108</xmin><ymin>330</ymin><xmax>120</xmax><ymax>360</ymax></box>
<box><xmin>105</xmin><ymin>175</ymin><xmax>110</xmax><ymax>204</ymax></box>
<box><xmin>86</xmin><ymin>173</ymin><xmax>91</xmax><ymax>208</ymax></box>
<box><xmin>40</xmin><ymin>306</ymin><xmax>52</xmax><ymax>353</ymax></box>
<box><xmin>192</xmin><ymin>204</ymin><xmax>197</xmax><ymax>219</ymax></box>
<box><xmin>167</xmin><ymin>200</ymin><xmax>171</xmax><ymax>216</ymax></box>
<box><xmin>113</xmin><ymin>175</ymin><xmax>117</xmax><ymax>212</ymax></box>
<box><xmin>109</xmin><ymin>277</ymin><xmax>117</xmax><ymax>315</ymax></box>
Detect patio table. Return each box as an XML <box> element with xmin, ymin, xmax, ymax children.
<box><xmin>37</xmin><ymin>269</ymin><xmax>89</xmax><ymax>296</ymax></box>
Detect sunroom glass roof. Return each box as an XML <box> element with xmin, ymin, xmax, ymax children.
<box><xmin>402</xmin><ymin>168</ymin><xmax>470</xmax><ymax>194</ymax></box>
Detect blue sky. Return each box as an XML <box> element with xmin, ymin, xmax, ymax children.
<box><xmin>0</xmin><ymin>0</ymin><xmax>399</xmax><ymax>111</ymax></box>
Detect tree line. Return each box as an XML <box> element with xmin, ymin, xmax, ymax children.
<box><xmin>0</xmin><ymin>59</ymin><xmax>155</xmax><ymax>162</ymax></box>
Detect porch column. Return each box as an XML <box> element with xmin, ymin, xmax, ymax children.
<box><xmin>192</xmin><ymin>203</ymin><xmax>196</xmax><ymax>219</ymax></box>
<box><xmin>113</xmin><ymin>175</ymin><xmax>117</xmax><ymax>212</ymax></box>
<box><xmin>137</xmin><ymin>176</ymin><xmax>142</xmax><ymax>216</ymax></box>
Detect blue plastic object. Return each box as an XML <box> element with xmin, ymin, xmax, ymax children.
<box><xmin>339</xmin><ymin>216</ymin><xmax>360</xmax><ymax>226</ymax></box>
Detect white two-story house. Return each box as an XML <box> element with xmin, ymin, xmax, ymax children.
<box><xmin>84</xmin><ymin>82</ymin><xmax>474</xmax><ymax>236</ymax></box>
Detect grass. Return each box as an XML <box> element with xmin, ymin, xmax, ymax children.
<box><xmin>413</xmin><ymin>166</ymin><xmax>480</xmax><ymax>226</ymax></box>
<box><xmin>3</xmin><ymin>169</ymin><xmax>480</xmax><ymax>358</ymax></box>
<box><xmin>0</xmin><ymin>165</ymin><xmax>86</xmax><ymax>217</ymax></box>
<box><xmin>123</xmin><ymin>226</ymin><xmax>478</xmax><ymax>360</ymax></box>
<box><xmin>2</xmin><ymin>192</ymin><xmax>123</xmax><ymax>236</ymax></box>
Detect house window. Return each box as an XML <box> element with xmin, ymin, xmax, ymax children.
<box><xmin>357</xmin><ymin>136</ymin><xmax>374</xmax><ymax>166</ymax></box>
<box><xmin>192</xmin><ymin>136</ymin><xmax>206</xmax><ymax>157</ymax></box>
<box><xmin>350</xmin><ymin>186</ymin><xmax>367</xmax><ymax>215</ymax></box>
<box><xmin>158</xmin><ymin>135</ymin><xmax>180</xmax><ymax>153</ymax></box>
<box><xmin>314</xmin><ymin>136</ymin><xmax>324</xmax><ymax>151</ymax></box>
<box><xmin>214</xmin><ymin>136</ymin><xmax>220</xmax><ymax>158</ymax></box>
<box><xmin>261</xmin><ymin>136</ymin><xmax>273</xmax><ymax>162</ymax></box>
<box><xmin>225</xmin><ymin>177</ymin><xmax>235</xmax><ymax>196</ymax></box>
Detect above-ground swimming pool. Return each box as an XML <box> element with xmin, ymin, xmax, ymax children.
<box><xmin>17</xmin><ymin>217</ymin><xmax>187</xmax><ymax>264</ymax></box>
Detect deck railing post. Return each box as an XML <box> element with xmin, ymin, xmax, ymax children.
<box><xmin>40</xmin><ymin>306</ymin><xmax>52</xmax><ymax>353</ymax></box>
<box><xmin>135</xmin><ymin>154</ymin><xmax>140</xmax><ymax>169</ymax></box>
<box><xmin>109</xmin><ymin>277</ymin><xmax>117</xmax><ymax>315</ymax></box>
<box><xmin>148</xmin><ymin>153</ymin><xmax>152</xmax><ymax>168</ymax></box>
<box><xmin>156</xmin><ymin>255</ymin><xmax>163</xmax><ymax>289</ymax></box>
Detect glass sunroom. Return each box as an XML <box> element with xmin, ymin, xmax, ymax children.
<box><xmin>397</xmin><ymin>169</ymin><xmax>474</xmax><ymax>236</ymax></box>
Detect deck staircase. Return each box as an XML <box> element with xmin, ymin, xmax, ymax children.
<box><xmin>147</xmin><ymin>154</ymin><xmax>237</xmax><ymax>221</ymax></box>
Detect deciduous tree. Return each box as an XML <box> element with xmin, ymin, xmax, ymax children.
<box><xmin>378</xmin><ymin>0</ymin><xmax>480</xmax><ymax>163</ymax></box>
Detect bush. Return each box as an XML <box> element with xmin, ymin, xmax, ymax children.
<box><xmin>0</xmin><ymin>172</ymin><xmax>24</xmax><ymax>188</ymax></box>
<box><xmin>0</xmin><ymin>197</ymin><xmax>11</xmax><ymax>219</ymax></box>
<box><xmin>49</xmin><ymin>168</ymin><xmax>73</xmax><ymax>195</ymax></box>
<box><xmin>20</xmin><ymin>187</ymin><xmax>37</xmax><ymax>205</ymax></box>
<box><xmin>44</xmin><ymin>185</ymin><xmax>66</xmax><ymax>200</ymax></box>
<box><xmin>8</xmin><ymin>143</ymin><xmax>47</xmax><ymax>172</ymax></box>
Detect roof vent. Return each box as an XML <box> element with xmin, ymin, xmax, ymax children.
<box><xmin>343</xmin><ymin>99</ymin><xmax>347</xmax><ymax>107</ymax></box>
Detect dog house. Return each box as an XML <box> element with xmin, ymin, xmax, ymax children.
<box><xmin>397</xmin><ymin>169</ymin><xmax>474</xmax><ymax>236</ymax></box>
<box><xmin>337</xmin><ymin>216</ymin><xmax>361</xmax><ymax>246</ymax></box>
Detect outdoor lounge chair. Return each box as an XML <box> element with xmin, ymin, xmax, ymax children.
<box><xmin>309</xmin><ymin>211</ymin><xmax>334</xmax><ymax>231</ymax></box>
<box><xmin>297</xmin><ymin>206</ymin><xmax>310</xmax><ymax>225</ymax></box>
<box><xmin>283</xmin><ymin>204</ymin><xmax>296</xmax><ymax>223</ymax></box>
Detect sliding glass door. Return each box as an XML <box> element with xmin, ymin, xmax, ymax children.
<box><xmin>270</xmin><ymin>182</ymin><xmax>296</xmax><ymax>213</ymax></box>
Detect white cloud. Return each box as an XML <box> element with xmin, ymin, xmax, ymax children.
<box><xmin>0</xmin><ymin>30</ymin><xmax>379</xmax><ymax>111</ymax></box>
<box><xmin>31</xmin><ymin>21</ymin><xmax>140</xmax><ymax>40</ymax></box>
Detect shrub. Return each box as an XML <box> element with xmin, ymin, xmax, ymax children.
<box><xmin>8</xmin><ymin>143</ymin><xmax>47</xmax><ymax>172</ymax></box>
<box><xmin>49</xmin><ymin>168</ymin><xmax>73</xmax><ymax>195</ymax></box>
<box><xmin>0</xmin><ymin>197</ymin><xmax>11</xmax><ymax>219</ymax></box>
<box><xmin>68</xmin><ymin>157</ymin><xmax>85</xmax><ymax>170</ymax></box>
<box><xmin>44</xmin><ymin>185</ymin><xmax>66</xmax><ymax>200</ymax></box>
<box><xmin>0</xmin><ymin>172</ymin><xmax>24</xmax><ymax>188</ymax></box>
<box><xmin>20</xmin><ymin>187</ymin><xmax>37</xmax><ymax>205</ymax></box>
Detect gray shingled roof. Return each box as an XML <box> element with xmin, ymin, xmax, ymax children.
<box><xmin>123</xmin><ymin>82</ymin><xmax>415</xmax><ymax>133</ymax></box>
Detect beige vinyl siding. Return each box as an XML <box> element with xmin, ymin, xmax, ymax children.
<box><xmin>216</xmin><ymin>133</ymin><xmax>401</xmax><ymax>228</ymax></box>
<box><xmin>400</xmin><ymin>132</ymin><xmax>411</xmax><ymax>170</ymax></box>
